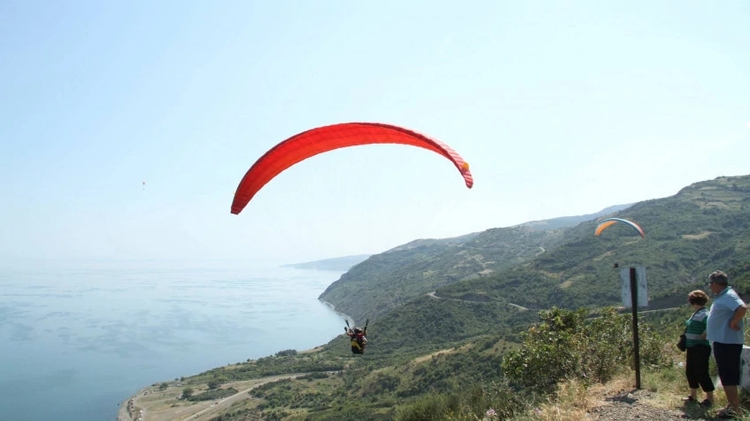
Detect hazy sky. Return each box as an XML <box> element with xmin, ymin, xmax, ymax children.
<box><xmin>2</xmin><ymin>1</ymin><xmax>749</xmax><ymax>264</ymax></box>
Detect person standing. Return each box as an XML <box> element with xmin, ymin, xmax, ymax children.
<box><xmin>682</xmin><ymin>290</ymin><xmax>714</xmax><ymax>406</ymax></box>
<box><xmin>707</xmin><ymin>270</ymin><xmax>748</xmax><ymax>419</ymax></box>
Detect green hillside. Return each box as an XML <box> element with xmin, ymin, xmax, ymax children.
<box><xmin>317</xmin><ymin>205</ymin><xmax>630</xmax><ymax>322</ymax></box>
<box><xmin>439</xmin><ymin>175</ymin><xmax>750</xmax><ymax>310</ymax></box>
<box><xmin>140</xmin><ymin>174</ymin><xmax>750</xmax><ymax>421</ymax></box>
<box><xmin>323</xmin><ymin>175</ymin><xmax>750</xmax><ymax>322</ymax></box>
<box><xmin>317</xmin><ymin>227</ymin><xmax>564</xmax><ymax>322</ymax></box>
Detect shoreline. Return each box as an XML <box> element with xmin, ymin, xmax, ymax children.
<box><xmin>117</xmin><ymin>298</ymin><xmax>356</xmax><ymax>421</ymax></box>
<box><xmin>318</xmin><ymin>297</ymin><xmax>360</xmax><ymax>326</ymax></box>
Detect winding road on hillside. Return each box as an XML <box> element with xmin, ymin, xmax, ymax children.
<box><xmin>426</xmin><ymin>291</ymin><xmax>529</xmax><ymax>311</ymax></box>
<box><xmin>426</xmin><ymin>291</ymin><xmax>681</xmax><ymax>315</ymax></box>
<box><xmin>118</xmin><ymin>373</ymin><xmax>311</xmax><ymax>421</ymax></box>
<box><xmin>181</xmin><ymin>374</ymin><xmax>307</xmax><ymax>421</ymax></box>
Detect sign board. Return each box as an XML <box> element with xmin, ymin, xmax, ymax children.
<box><xmin>620</xmin><ymin>265</ymin><xmax>648</xmax><ymax>308</ymax></box>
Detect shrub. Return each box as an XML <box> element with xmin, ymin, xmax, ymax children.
<box><xmin>187</xmin><ymin>387</ymin><xmax>237</xmax><ymax>401</ymax></box>
<box><xmin>395</xmin><ymin>384</ymin><xmax>526</xmax><ymax>421</ymax></box>
<box><xmin>501</xmin><ymin>306</ymin><xmax>656</xmax><ymax>391</ymax></box>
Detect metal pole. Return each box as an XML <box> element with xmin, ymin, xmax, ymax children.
<box><xmin>630</xmin><ymin>266</ymin><xmax>641</xmax><ymax>389</ymax></box>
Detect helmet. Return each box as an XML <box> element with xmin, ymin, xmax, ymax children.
<box><xmin>354</xmin><ymin>327</ymin><xmax>362</xmax><ymax>333</ymax></box>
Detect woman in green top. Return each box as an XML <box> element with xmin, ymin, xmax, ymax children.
<box><xmin>683</xmin><ymin>289</ymin><xmax>714</xmax><ymax>406</ymax></box>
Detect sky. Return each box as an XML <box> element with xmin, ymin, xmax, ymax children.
<box><xmin>1</xmin><ymin>1</ymin><xmax>749</xmax><ymax>265</ymax></box>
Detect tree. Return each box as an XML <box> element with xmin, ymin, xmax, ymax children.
<box><xmin>159</xmin><ymin>382</ymin><xmax>168</xmax><ymax>391</ymax></box>
<box><xmin>182</xmin><ymin>387</ymin><xmax>194</xmax><ymax>398</ymax></box>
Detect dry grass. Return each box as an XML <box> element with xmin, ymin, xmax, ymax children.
<box><xmin>530</xmin><ymin>379</ymin><xmax>604</xmax><ymax>421</ymax></box>
<box><xmin>526</xmin><ymin>368</ymin><xmax>689</xmax><ymax>421</ymax></box>
<box><xmin>593</xmin><ymin>251</ymin><xmax>616</xmax><ymax>261</ymax></box>
<box><xmin>412</xmin><ymin>348</ymin><xmax>457</xmax><ymax>363</ymax></box>
<box><xmin>559</xmin><ymin>280</ymin><xmax>573</xmax><ymax>289</ymax></box>
<box><xmin>682</xmin><ymin>231</ymin><xmax>712</xmax><ymax>240</ymax></box>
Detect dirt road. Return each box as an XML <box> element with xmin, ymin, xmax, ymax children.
<box><xmin>117</xmin><ymin>373</ymin><xmax>306</xmax><ymax>421</ymax></box>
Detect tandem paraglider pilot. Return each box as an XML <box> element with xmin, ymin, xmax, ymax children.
<box><xmin>345</xmin><ymin>325</ymin><xmax>368</xmax><ymax>354</ymax></box>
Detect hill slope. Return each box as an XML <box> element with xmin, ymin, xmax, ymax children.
<box><xmin>440</xmin><ymin>175</ymin><xmax>750</xmax><ymax>310</ymax></box>
<box><xmin>319</xmin><ymin>205</ymin><xmax>631</xmax><ymax>321</ymax></box>
<box><xmin>323</xmin><ymin>175</ymin><xmax>750</xmax><ymax>322</ymax></box>
<box><xmin>126</xmin><ymin>175</ymin><xmax>750</xmax><ymax>421</ymax></box>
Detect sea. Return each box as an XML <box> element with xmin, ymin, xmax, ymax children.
<box><xmin>0</xmin><ymin>259</ymin><xmax>350</xmax><ymax>421</ymax></box>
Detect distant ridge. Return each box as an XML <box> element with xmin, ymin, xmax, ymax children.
<box><xmin>318</xmin><ymin>203</ymin><xmax>638</xmax><ymax>321</ymax></box>
<box><xmin>518</xmin><ymin>203</ymin><xmax>633</xmax><ymax>230</ymax></box>
<box><xmin>284</xmin><ymin>254</ymin><xmax>372</xmax><ymax>271</ymax></box>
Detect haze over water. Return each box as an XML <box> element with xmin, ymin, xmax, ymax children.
<box><xmin>0</xmin><ymin>259</ymin><xmax>349</xmax><ymax>421</ymax></box>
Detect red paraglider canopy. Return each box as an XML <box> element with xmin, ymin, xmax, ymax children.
<box><xmin>231</xmin><ymin>122</ymin><xmax>473</xmax><ymax>215</ymax></box>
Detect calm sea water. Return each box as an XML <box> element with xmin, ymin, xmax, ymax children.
<box><xmin>0</xmin><ymin>259</ymin><xmax>349</xmax><ymax>421</ymax></box>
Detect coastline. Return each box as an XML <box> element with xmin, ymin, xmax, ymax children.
<box><xmin>318</xmin><ymin>297</ymin><xmax>359</xmax><ymax>326</ymax></box>
<box><xmin>116</xmin><ymin>298</ymin><xmax>355</xmax><ymax>421</ymax></box>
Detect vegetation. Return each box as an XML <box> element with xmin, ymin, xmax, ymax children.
<box><xmin>318</xmin><ymin>228</ymin><xmax>568</xmax><ymax>321</ymax></box>
<box><xmin>150</xmin><ymin>174</ymin><xmax>750</xmax><ymax>420</ymax></box>
<box><xmin>501</xmin><ymin>307</ymin><xmax>668</xmax><ymax>392</ymax></box>
<box><xmin>187</xmin><ymin>387</ymin><xmax>238</xmax><ymax>402</ymax></box>
<box><xmin>324</xmin><ymin>175</ymin><xmax>750</xmax><ymax>324</ymax></box>
<box><xmin>186</xmin><ymin>305</ymin><xmax>698</xmax><ymax>420</ymax></box>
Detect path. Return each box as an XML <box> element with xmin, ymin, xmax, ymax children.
<box><xmin>117</xmin><ymin>373</ymin><xmax>307</xmax><ymax>421</ymax></box>
<box><xmin>426</xmin><ymin>291</ymin><xmax>529</xmax><ymax>311</ymax></box>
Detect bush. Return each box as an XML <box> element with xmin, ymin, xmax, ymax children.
<box><xmin>501</xmin><ymin>306</ymin><xmax>660</xmax><ymax>391</ymax></box>
<box><xmin>187</xmin><ymin>387</ymin><xmax>238</xmax><ymax>402</ymax></box>
<box><xmin>396</xmin><ymin>393</ymin><xmax>460</xmax><ymax>421</ymax></box>
<box><xmin>395</xmin><ymin>384</ymin><xmax>526</xmax><ymax>421</ymax></box>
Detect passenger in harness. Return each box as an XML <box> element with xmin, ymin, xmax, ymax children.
<box><xmin>344</xmin><ymin>320</ymin><xmax>368</xmax><ymax>354</ymax></box>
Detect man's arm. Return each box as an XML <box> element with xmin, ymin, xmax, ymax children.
<box><xmin>729</xmin><ymin>304</ymin><xmax>748</xmax><ymax>330</ymax></box>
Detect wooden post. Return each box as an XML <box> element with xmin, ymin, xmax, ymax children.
<box><xmin>630</xmin><ymin>266</ymin><xmax>641</xmax><ymax>389</ymax></box>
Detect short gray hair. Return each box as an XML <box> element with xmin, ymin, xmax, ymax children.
<box><xmin>709</xmin><ymin>270</ymin><xmax>729</xmax><ymax>285</ymax></box>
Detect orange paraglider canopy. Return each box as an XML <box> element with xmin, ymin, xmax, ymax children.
<box><xmin>594</xmin><ymin>218</ymin><xmax>645</xmax><ymax>238</ymax></box>
<box><xmin>231</xmin><ymin>122</ymin><xmax>473</xmax><ymax>215</ymax></box>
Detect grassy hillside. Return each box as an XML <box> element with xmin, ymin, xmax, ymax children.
<box><xmin>439</xmin><ymin>175</ymin><xmax>750</xmax><ymax>310</ymax></box>
<box><xmin>324</xmin><ymin>175</ymin><xmax>750</xmax><ymax>322</ymax></box>
<box><xmin>318</xmin><ymin>205</ymin><xmax>632</xmax><ymax>322</ymax></box>
<box><xmin>319</xmin><ymin>226</ymin><xmax>567</xmax><ymax>322</ymax></box>
<box><xmin>144</xmin><ymin>304</ymin><xmax>694</xmax><ymax>421</ymax></box>
<box><xmin>129</xmin><ymin>174</ymin><xmax>750</xmax><ymax>420</ymax></box>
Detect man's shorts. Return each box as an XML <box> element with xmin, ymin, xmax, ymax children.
<box><xmin>713</xmin><ymin>342</ymin><xmax>743</xmax><ymax>386</ymax></box>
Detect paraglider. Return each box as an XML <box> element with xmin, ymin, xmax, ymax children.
<box><xmin>594</xmin><ymin>218</ymin><xmax>645</xmax><ymax>238</ymax></box>
<box><xmin>230</xmin><ymin>122</ymin><xmax>473</xmax><ymax>215</ymax></box>
<box><xmin>344</xmin><ymin>319</ymin><xmax>369</xmax><ymax>355</ymax></box>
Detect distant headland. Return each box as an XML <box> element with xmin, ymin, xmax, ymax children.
<box><xmin>282</xmin><ymin>254</ymin><xmax>371</xmax><ymax>272</ymax></box>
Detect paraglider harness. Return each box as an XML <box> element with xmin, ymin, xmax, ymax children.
<box><xmin>345</xmin><ymin>319</ymin><xmax>368</xmax><ymax>354</ymax></box>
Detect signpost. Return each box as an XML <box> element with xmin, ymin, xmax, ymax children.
<box><xmin>620</xmin><ymin>265</ymin><xmax>648</xmax><ymax>389</ymax></box>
